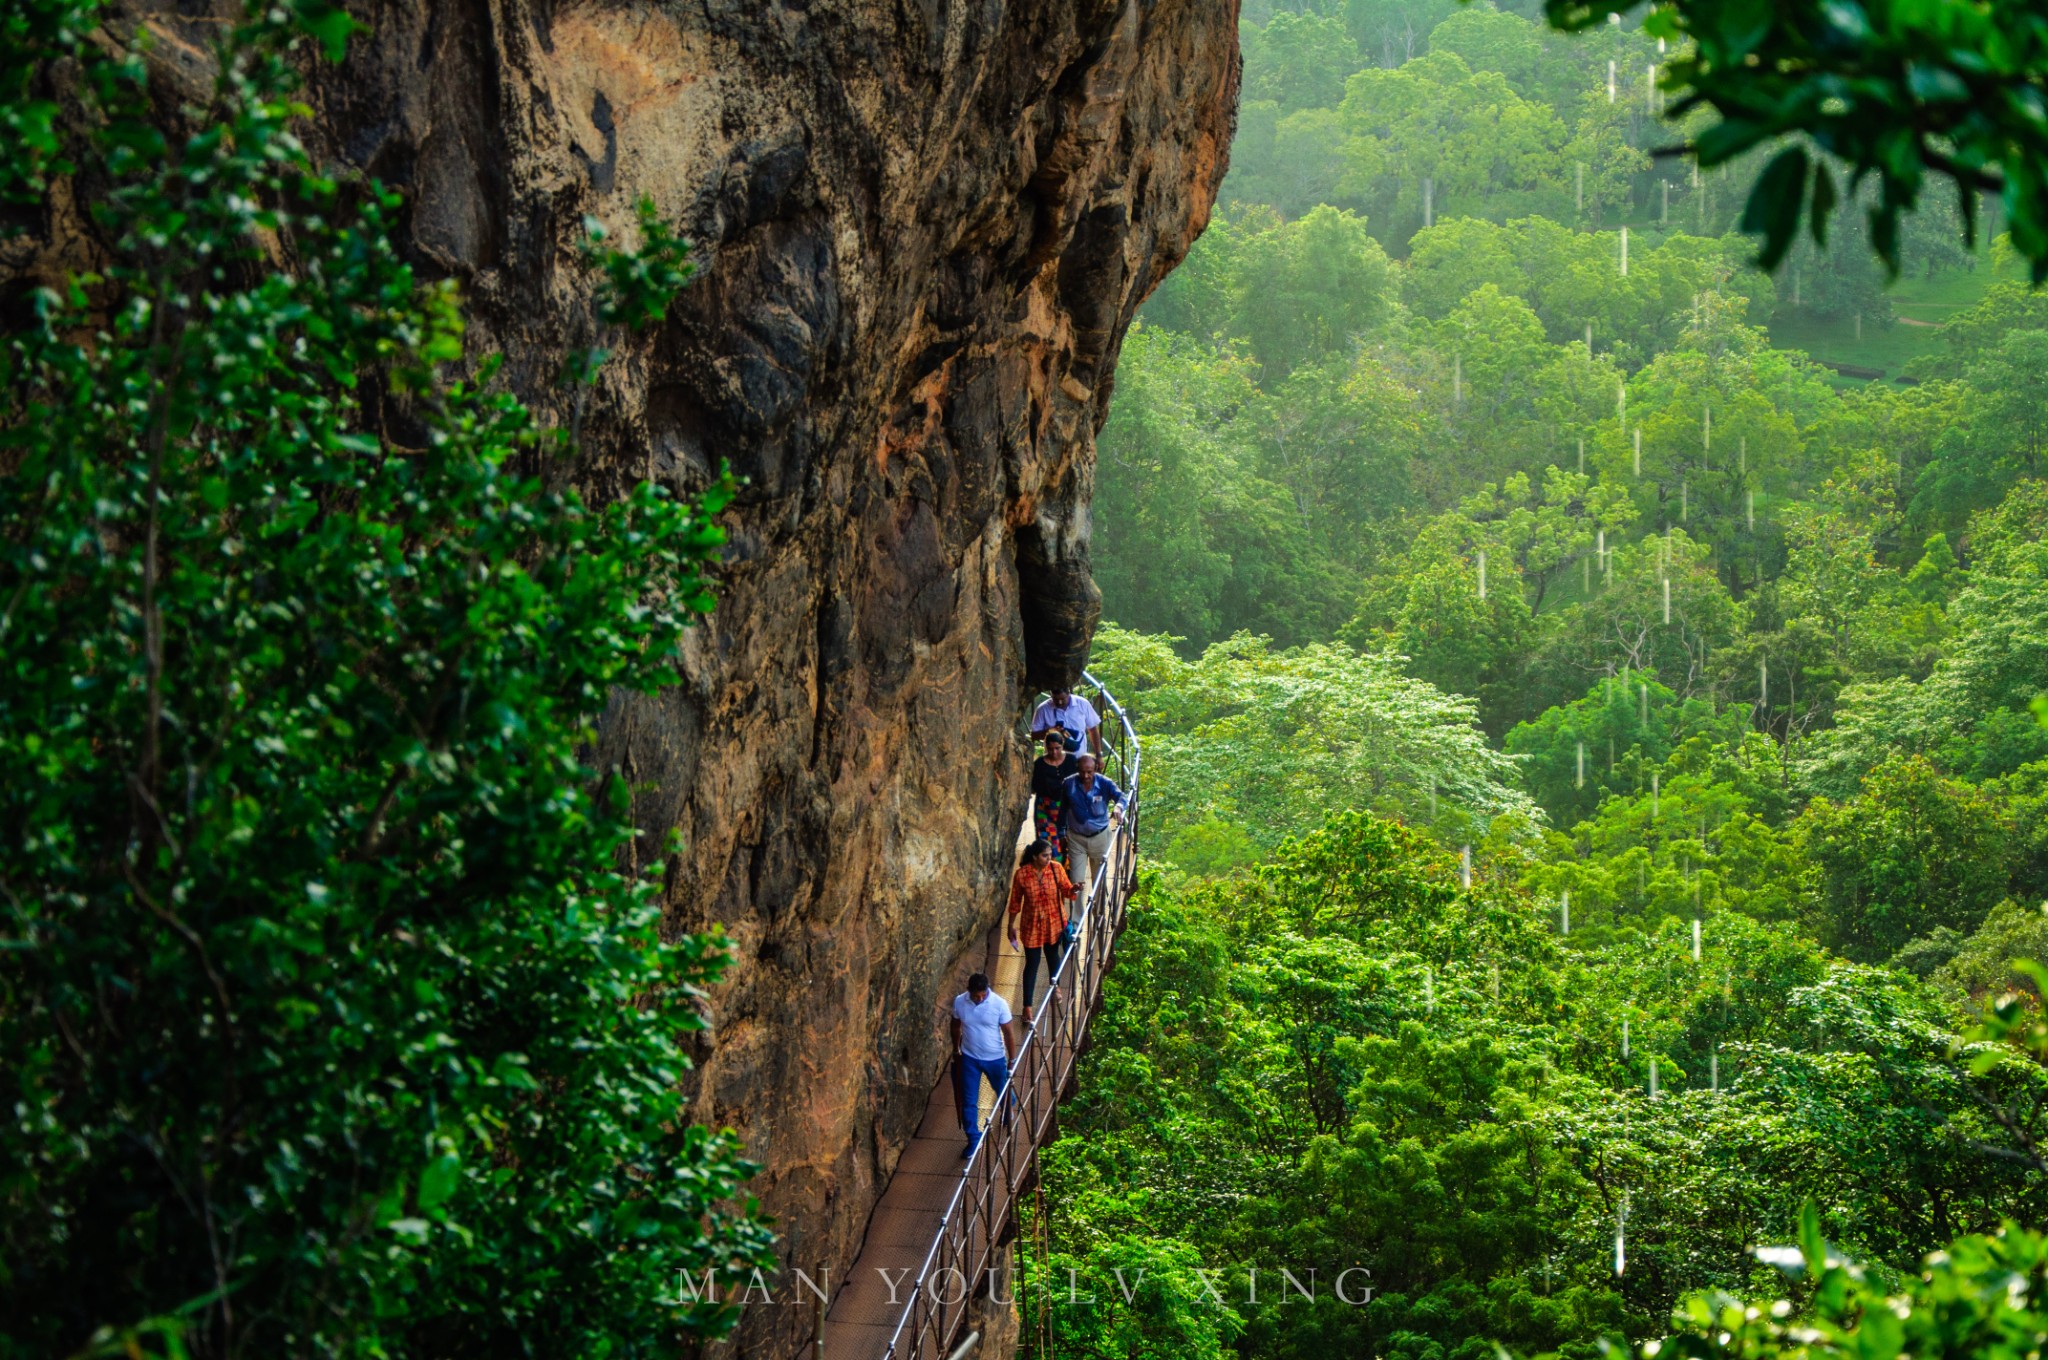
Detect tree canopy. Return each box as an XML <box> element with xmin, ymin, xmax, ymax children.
<box><xmin>1052</xmin><ymin>5</ymin><xmax>2048</xmax><ymax>1358</ymax></box>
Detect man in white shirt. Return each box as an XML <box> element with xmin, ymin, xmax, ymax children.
<box><xmin>950</xmin><ymin>972</ymin><xmax>1018</xmax><ymax>1157</ymax></box>
<box><xmin>1030</xmin><ymin>686</ymin><xmax>1101</xmax><ymax>759</ymax></box>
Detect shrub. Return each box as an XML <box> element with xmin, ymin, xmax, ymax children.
<box><xmin>0</xmin><ymin>7</ymin><xmax>771</xmax><ymax>1356</ymax></box>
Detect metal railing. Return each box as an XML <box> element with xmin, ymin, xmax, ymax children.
<box><xmin>877</xmin><ymin>671</ymin><xmax>1140</xmax><ymax>1360</ymax></box>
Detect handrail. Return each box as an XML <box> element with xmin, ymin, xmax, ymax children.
<box><xmin>876</xmin><ymin>670</ymin><xmax>1140</xmax><ymax>1360</ymax></box>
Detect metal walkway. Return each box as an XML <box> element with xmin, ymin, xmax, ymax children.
<box><xmin>815</xmin><ymin>674</ymin><xmax>1141</xmax><ymax>1360</ymax></box>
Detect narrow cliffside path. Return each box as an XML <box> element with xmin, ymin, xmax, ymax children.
<box><xmin>817</xmin><ymin>678</ymin><xmax>1141</xmax><ymax>1360</ymax></box>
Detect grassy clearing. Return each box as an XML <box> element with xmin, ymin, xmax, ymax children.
<box><xmin>1764</xmin><ymin>254</ymin><xmax>2024</xmax><ymax>381</ymax></box>
<box><xmin>1767</xmin><ymin>310</ymin><xmax>1940</xmax><ymax>378</ymax></box>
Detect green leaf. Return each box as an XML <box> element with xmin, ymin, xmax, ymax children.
<box><xmin>1853</xmin><ymin>1305</ymin><xmax>1904</xmax><ymax>1360</ymax></box>
<box><xmin>492</xmin><ymin>1053</ymin><xmax>542</xmax><ymax>1090</ymax></box>
<box><xmin>417</xmin><ymin>1154</ymin><xmax>462</xmax><ymax>1210</ymax></box>
<box><xmin>0</xmin><ymin>5</ymin><xmax>770</xmax><ymax>1346</ymax></box>
<box><xmin>1808</xmin><ymin>160</ymin><xmax>1837</xmax><ymax>248</ymax></box>
<box><xmin>292</xmin><ymin>2</ymin><xmax>358</xmax><ymax>62</ymax></box>
<box><xmin>1741</xmin><ymin>146</ymin><xmax>1809</xmax><ymax>271</ymax></box>
<box><xmin>1715</xmin><ymin>0</ymin><xmax>1774</xmax><ymax>56</ymax></box>
<box><xmin>1694</xmin><ymin>118</ymin><xmax>1769</xmax><ymax>166</ymax></box>
<box><xmin>1798</xmin><ymin>1199</ymin><xmax>1826</xmax><ymax>1273</ymax></box>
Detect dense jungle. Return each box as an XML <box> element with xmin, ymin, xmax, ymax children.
<box><xmin>1023</xmin><ymin>3</ymin><xmax>2048</xmax><ymax>1358</ymax></box>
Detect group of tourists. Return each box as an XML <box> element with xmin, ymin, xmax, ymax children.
<box><xmin>950</xmin><ymin>685</ymin><xmax>1129</xmax><ymax>1156</ymax></box>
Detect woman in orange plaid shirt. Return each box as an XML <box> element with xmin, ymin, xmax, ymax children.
<box><xmin>1007</xmin><ymin>838</ymin><xmax>1078</xmax><ymax>1022</ymax></box>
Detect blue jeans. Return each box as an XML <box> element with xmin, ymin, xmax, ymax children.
<box><xmin>960</xmin><ymin>1053</ymin><xmax>1009</xmax><ymax>1152</ymax></box>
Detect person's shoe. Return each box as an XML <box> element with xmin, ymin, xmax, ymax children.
<box><xmin>960</xmin><ymin>1143</ymin><xmax>972</xmax><ymax>1159</ymax></box>
<box><xmin>1021</xmin><ymin>1005</ymin><xmax>1035</xmax><ymax>1025</ymax></box>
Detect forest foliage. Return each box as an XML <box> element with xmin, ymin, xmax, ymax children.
<box><xmin>1037</xmin><ymin>4</ymin><xmax>2048</xmax><ymax>1358</ymax></box>
<box><xmin>0</xmin><ymin>8</ymin><xmax>770</xmax><ymax>1358</ymax></box>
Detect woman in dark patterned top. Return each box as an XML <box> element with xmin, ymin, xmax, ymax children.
<box><xmin>1030</xmin><ymin>729</ymin><xmax>1074</xmax><ymax>863</ymax></box>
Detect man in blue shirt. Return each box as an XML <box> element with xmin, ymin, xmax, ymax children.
<box><xmin>1060</xmin><ymin>751</ymin><xmax>1126</xmax><ymax>904</ymax></box>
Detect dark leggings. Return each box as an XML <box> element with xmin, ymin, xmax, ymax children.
<box><xmin>1020</xmin><ymin>936</ymin><xmax>1068</xmax><ymax>1010</ymax></box>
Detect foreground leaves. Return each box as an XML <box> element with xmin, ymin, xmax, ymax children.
<box><xmin>0</xmin><ymin>7</ymin><xmax>769</xmax><ymax>1358</ymax></box>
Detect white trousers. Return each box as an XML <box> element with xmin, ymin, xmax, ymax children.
<box><xmin>1065</xmin><ymin>827</ymin><xmax>1114</xmax><ymax>904</ymax></box>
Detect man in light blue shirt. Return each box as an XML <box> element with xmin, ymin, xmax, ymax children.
<box><xmin>950</xmin><ymin>973</ymin><xmax>1017</xmax><ymax>1157</ymax></box>
<box><xmin>1030</xmin><ymin>687</ymin><xmax>1101</xmax><ymax>759</ymax></box>
<box><xmin>1060</xmin><ymin>752</ymin><xmax>1126</xmax><ymax>904</ymax></box>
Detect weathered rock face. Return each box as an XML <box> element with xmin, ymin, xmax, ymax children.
<box><xmin>131</xmin><ymin>0</ymin><xmax>1235</xmax><ymax>1353</ymax></box>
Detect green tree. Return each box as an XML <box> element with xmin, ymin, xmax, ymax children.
<box><xmin>1935</xmin><ymin>897</ymin><xmax>2048</xmax><ymax>1003</ymax></box>
<box><xmin>1344</xmin><ymin>0</ymin><xmax>1460</xmax><ymax>68</ymax></box>
<box><xmin>1501</xmin><ymin>216</ymin><xmax>1634</xmax><ymax>343</ymax></box>
<box><xmin>1988</xmin><ymin>758</ymin><xmax>2048</xmax><ymax>908</ymax></box>
<box><xmin>1139</xmin><ymin>205</ymin><xmax>1258</xmax><ymax>337</ymax></box>
<box><xmin>1429</xmin><ymin>5</ymin><xmax>1545</xmax><ymax>88</ymax></box>
<box><xmin>1915</xmin><ymin>282</ymin><xmax>2048</xmax><ymax>382</ymax></box>
<box><xmin>1506</xmin><ymin>669</ymin><xmax>1744</xmax><ymax>827</ymax></box>
<box><xmin>1775</xmin><ymin>204</ymin><xmax>1895</xmax><ymax>326</ymax></box>
<box><xmin>1650</xmin><ymin>1209</ymin><xmax>2048</xmax><ymax>1360</ymax></box>
<box><xmin>1255</xmin><ymin>355</ymin><xmax>1427</xmax><ymax>566</ymax></box>
<box><xmin>1592</xmin><ymin>312</ymin><xmax>1821</xmax><ymax>585</ymax></box>
<box><xmin>1346</xmin><ymin>512</ymin><xmax>1539</xmax><ymax>736</ymax></box>
<box><xmin>1093</xmin><ymin>327</ymin><xmax>1348</xmax><ymax>646</ymax></box>
<box><xmin>1712</xmin><ymin>482</ymin><xmax>1947</xmax><ymax>758</ymax></box>
<box><xmin>1339</xmin><ymin>50</ymin><xmax>1567</xmax><ymax>242</ymax></box>
<box><xmin>0</xmin><ymin>9</ymin><xmax>770</xmax><ymax>1358</ymax></box>
<box><xmin>1232</xmin><ymin>204</ymin><xmax>1398</xmax><ymax>377</ymax></box>
<box><xmin>1242</xmin><ymin>11</ymin><xmax>1362</xmax><ymax>113</ymax></box>
<box><xmin>1432</xmin><ymin>283</ymin><xmax>1555</xmax><ymax>476</ymax></box>
<box><xmin>1527</xmin><ymin>732</ymin><xmax>1803</xmax><ymax>933</ymax></box>
<box><xmin>1403</xmin><ymin>216</ymin><xmax>1529</xmax><ymax>320</ymax></box>
<box><xmin>1965</xmin><ymin>328</ymin><xmax>2048</xmax><ymax>481</ymax></box>
<box><xmin>1031</xmin><ymin>810</ymin><xmax>2044</xmax><ymax>1360</ymax></box>
<box><xmin>1088</xmin><ymin>625</ymin><xmax>1537</xmax><ymax>864</ymax></box>
<box><xmin>1021</xmin><ymin>1228</ymin><xmax>1246</xmax><ymax>1360</ymax></box>
<box><xmin>1798</xmin><ymin>480</ymin><xmax>2048</xmax><ymax>794</ymax></box>
<box><xmin>1773</xmin><ymin>501</ymin><xmax>1943</xmax><ymax>678</ymax></box>
<box><xmin>1345</xmin><ymin>465</ymin><xmax>1640</xmax><ymax>732</ymax></box>
<box><xmin>1809</xmin><ymin>379</ymin><xmax>1971</xmax><ymax>541</ymax></box>
<box><xmin>1796</xmin><ymin>757</ymin><xmax>2014</xmax><ymax>963</ymax></box>
<box><xmin>1535</xmin><ymin>528</ymin><xmax>1741</xmax><ymax>703</ymax></box>
<box><xmin>1498</xmin><ymin>225</ymin><xmax>1775</xmax><ymax>361</ymax></box>
<box><xmin>1559</xmin><ymin>83</ymin><xmax>1650</xmax><ymax>226</ymax></box>
<box><xmin>1265</xmin><ymin>106</ymin><xmax>1354</xmax><ymax>215</ymax></box>
<box><xmin>1459</xmin><ymin>465</ymin><xmax>1636</xmax><ymax>613</ymax></box>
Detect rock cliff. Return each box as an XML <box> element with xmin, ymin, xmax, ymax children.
<box><xmin>129</xmin><ymin>0</ymin><xmax>1236</xmax><ymax>1353</ymax></box>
